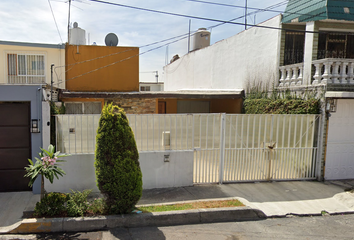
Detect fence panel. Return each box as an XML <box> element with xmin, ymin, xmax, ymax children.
<box><xmin>56</xmin><ymin>113</ymin><xmax>320</xmax><ymax>184</ymax></box>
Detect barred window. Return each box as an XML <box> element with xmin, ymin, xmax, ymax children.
<box><xmin>140</xmin><ymin>86</ymin><xmax>151</xmax><ymax>91</ymax></box>
<box><xmin>65</xmin><ymin>102</ymin><xmax>102</xmax><ymax>114</ymax></box>
<box><xmin>7</xmin><ymin>53</ymin><xmax>45</xmax><ymax>84</ymax></box>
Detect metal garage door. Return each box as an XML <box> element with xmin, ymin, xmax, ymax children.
<box><xmin>325</xmin><ymin>99</ymin><xmax>354</xmax><ymax>180</ymax></box>
<box><xmin>0</xmin><ymin>102</ymin><xmax>31</xmax><ymax>191</ymax></box>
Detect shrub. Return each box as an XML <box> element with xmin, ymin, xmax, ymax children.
<box><xmin>95</xmin><ymin>104</ymin><xmax>143</xmax><ymax>214</ymax></box>
<box><xmin>34</xmin><ymin>192</ymin><xmax>69</xmax><ymax>217</ymax></box>
<box><xmin>67</xmin><ymin>189</ymin><xmax>92</xmax><ymax>217</ymax></box>
<box><xmin>87</xmin><ymin>198</ymin><xmax>106</xmax><ymax>215</ymax></box>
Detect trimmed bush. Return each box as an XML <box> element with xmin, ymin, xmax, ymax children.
<box><xmin>94</xmin><ymin>103</ymin><xmax>142</xmax><ymax>214</ymax></box>
<box><xmin>244</xmin><ymin>98</ymin><xmax>320</xmax><ymax>114</ymax></box>
<box><xmin>34</xmin><ymin>192</ymin><xmax>69</xmax><ymax>217</ymax></box>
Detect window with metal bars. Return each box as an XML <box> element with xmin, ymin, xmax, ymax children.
<box><xmin>65</xmin><ymin>102</ymin><xmax>102</xmax><ymax>114</ymax></box>
<box><xmin>7</xmin><ymin>53</ymin><xmax>45</xmax><ymax>84</ymax></box>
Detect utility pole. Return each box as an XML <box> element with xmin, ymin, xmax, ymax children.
<box><xmin>51</xmin><ymin>64</ymin><xmax>54</xmax><ymax>104</ymax></box>
<box><xmin>155</xmin><ymin>71</ymin><xmax>159</xmax><ymax>83</ymax></box>
<box><xmin>188</xmin><ymin>19</ymin><xmax>191</xmax><ymax>53</ymax></box>
<box><xmin>245</xmin><ymin>0</ymin><xmax>247</xmax><ymax>30</ymax></box>
<box><xmin>67</xmin><ymin>0</ymin><xmax>71</xmax><ymax>43</ymax></box>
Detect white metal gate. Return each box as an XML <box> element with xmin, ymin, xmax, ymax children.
<box><xmin>56</xmin><ymin>113</ymin><xmax>321</xmax><ymax>184</ymax></box>
<box><xmin>193</xmin><ymin>114</ymin><xmax>321</xmax><ymax>183</ymax></box>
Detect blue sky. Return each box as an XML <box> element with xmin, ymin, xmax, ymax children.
<box><xmin>0</xmin><ymin>0</ymin><xmax>287</xmax><ymax>82</ymax></box>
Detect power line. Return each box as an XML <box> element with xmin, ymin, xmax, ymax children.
<box><xmin>208</xmin><ymin>0</ymin><xmax>288</xmax><ymax>30</ymax></box>
<box><xmin>184</xmin><ymin>0</ymin><xmax>329</xmax><ymax>19</ymax></box>
<box><xmin>85</xmin><ymin>0</ymin><xmax>324</xmax><ymax>34</ymax></box>
<box><xmin>56</xmin><ymin>34</ymin><xmax>189</xmax><ymax>84</ymax></box>
<box><xmin>48</xmin><ymin>0</ymin><xmax>63</xmax><ymax>43</ymax></box>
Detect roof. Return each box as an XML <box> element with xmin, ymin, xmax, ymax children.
<box><xmin>60</xmin><ymin>90</ymin><xmax>244</xmax><ymax>100</ymax></box>
<box><xmin>282</xmin><ymin>0</ymin><xmax>354</xmax><ymax>23</ymax></box>
<box><xmin>0</xmin><ymin>40</ymin><xmax>65</xmax><ymax>49</ymax></box>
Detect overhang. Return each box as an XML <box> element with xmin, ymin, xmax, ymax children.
<box><xmin>59</xmin><ymin>90</ymin><xmax>244</xmax><ymax>100</ymax></box>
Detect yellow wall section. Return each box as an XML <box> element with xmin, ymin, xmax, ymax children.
<box><xmin>65</xmin><ymin>45</ymin><xmax>139</xmax><ymax>92</ymax></box>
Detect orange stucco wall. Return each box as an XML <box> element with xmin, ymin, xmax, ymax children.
<box><xmin>160</xmin><ymin>98</ymin><xmax>242</xmax><ymax>114</ymax></box>
<box><xmin>65</xmin><ymin>45</ymin><xmax>139</xmax><ymax>92</ymax></box>
<box><xmin>210</xmin><ymin>99</ymin><xmax>243</xmax><ymax>113</ymax></box>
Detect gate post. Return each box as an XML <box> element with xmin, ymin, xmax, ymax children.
<box><xmin>219</xmin><ymin>113</ymin><xmax>226</xmax><ymax>184</ymax></box>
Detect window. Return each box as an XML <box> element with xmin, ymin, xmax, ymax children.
<box><xmin>7</xmin><ymin>53</ymin><xmax>45</xmax><ymax>84</ymax></box>
<box><xmin>65</xmin><ymin>102</ymin><xmax>102</xmax><ymax>114</ymax></box>
<box><xmin>140</xmin><ymin>86</ymin><xmax>151</xmax><ymax>91</ymax></box>
<box><xmin>283</xmin><ymin>31</ymin><xmax>305</xmax><ymax>65</ymax></box>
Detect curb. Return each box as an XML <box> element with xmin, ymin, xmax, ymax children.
<box><xmin>8</xmin><ymin>207</ymin><xmax>266</xmax><ymax>234</ymax></box>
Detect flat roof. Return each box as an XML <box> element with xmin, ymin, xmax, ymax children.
<box><xmin>0</xmin><ymin>40</ymin><xmax>65</xmax><ymax>49</ymax></box>
<box><xmin>60</xmin><ymin>90</ymin><xmax>244</xmax><ymax>99</ymax></box>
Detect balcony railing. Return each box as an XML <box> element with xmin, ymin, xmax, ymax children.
<box><xmin>279</xmin><ymin>63</ymin><xmax>303</xmax><ymax>87</ymax></box>
<box><xmin>279</xmin><ymin>59</ymin><xmax>354</xmax><ymax>87</ymax></box>
<box><xmin>312</xmin><ymin>58</ymin><xmax>354</xmax><ymax>85</ymax></box>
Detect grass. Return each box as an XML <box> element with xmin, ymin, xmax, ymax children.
<box><xmin>137</xmin><ymin>199</ymin><xmax>244</xmax><ymax>213</ymax></box>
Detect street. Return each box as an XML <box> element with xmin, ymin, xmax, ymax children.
<box><xmin>1</xmin><ymin>214</ymin><xmax>354</xmax><ymax>240</ymax></box>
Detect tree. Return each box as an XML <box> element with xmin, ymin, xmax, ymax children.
<box><xmin>95</xmin><ymin>103</ymin><xmax>142</xmax><ymax>214</ymax></box>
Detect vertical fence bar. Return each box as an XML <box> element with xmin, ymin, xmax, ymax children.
<box><xmin>219</xmin><ymin>113</ymin><xmax>226</xmax><ymax>184</ymax></box>
<box><xmin>68</xmin><ymin>115</ymin><xmax>71</xmax><ymax>154</ymax></box>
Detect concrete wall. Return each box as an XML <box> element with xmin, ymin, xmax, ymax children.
<box><xmin>0</xmin><ymin>85</ymin><xmax>44</xmax><ymax>193</ymax></box>
<box><xmin>0</xmin><ymin>42</ymin><xmax>65</xmax><ymax>88</ymax></box>
<box><xmin>164</xmin><ymin>15</ymin><xmax>282</xmax><ymax>91</ymax></box>
<box><xmin>65</xmin><ymin>45</ymin><xmax>139</xmax><ymax>92</ymax></box>
<box><xmin>140</xmin><ymin>83</ymin><xmax>164</xmax><ymax>91</ymax></box>
<box><xmin>45</xmin><ymin>151</ymin><xmax>194</xmax><ymax>193</ymax></box>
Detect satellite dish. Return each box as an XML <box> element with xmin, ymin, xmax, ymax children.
<box><xmin>105</xmin><ymin>33</ymin><xmax>119</xmax><ymax>46</ymax></box>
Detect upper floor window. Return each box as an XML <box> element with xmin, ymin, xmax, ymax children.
<box><xmin>7</xmin><ymin>53</ymin><xmax>45</xmax><ymax>84</ymax></box>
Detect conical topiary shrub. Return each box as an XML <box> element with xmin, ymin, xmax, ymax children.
<box><xmin>94</xmin><ymin>103</ymin><xmax>142</xmax><ymax>214</ymax></box>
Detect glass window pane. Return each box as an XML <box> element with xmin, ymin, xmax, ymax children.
<box><xmin>18</xmin><ymin>55</ymin><xmax>26</xmax><ymax>75</ymax></box>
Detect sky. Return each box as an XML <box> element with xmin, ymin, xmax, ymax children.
<box><xmin>0</xmin><ymin>0</ymin><xmax>287</xmax><ymax>82</ymax></box>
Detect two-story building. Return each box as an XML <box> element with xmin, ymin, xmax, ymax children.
<box><xmin>0</xmin><ymin>40</ymin><xmax>65</xmax><ymax>192</ymax></box>
<box><xmin>164</xmin><ymin>0</ymin><xmax>354</xmax><ymax>180</ymax></box>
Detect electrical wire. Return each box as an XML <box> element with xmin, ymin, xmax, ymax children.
<box><xmin>56</xmin><ymin>34</ymin><xmax>189</xmax><ymax>84</ymax></box>
<box><xmin>48</xmin><ymin>0</ymin><xmax>63</xmax><ymax>43</ymax></box>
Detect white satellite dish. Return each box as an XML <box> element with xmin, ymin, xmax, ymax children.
<box><xmin>105</xmin><ymin>33</ymin><xmax>119</xmax><ymax>46</ymax></box>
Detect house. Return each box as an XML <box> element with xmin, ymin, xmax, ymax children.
<box><xmin>163</xmin><ymin>0</ymin><xmax>354</xmax><ymax>180</ymax></box>
<box><xmin>0</xmin><ymin>40</ymin><xmax>65</xmax><ymax>193</ymax></box>
<box><xmin>140</xmin><ymin>82</ymin><xmax>164</xmax><ymax>92</ymax></box>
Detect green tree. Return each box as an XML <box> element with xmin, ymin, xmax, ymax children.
<box><xmin>95</xmin><ymin>103</ymin><xmax>142</xmax><ymax>214</ymax></box>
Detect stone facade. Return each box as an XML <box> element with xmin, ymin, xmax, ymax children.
<box><xmin>109</xmin><ymin>97</ymin><xmax>156</xmax><ymax>114</ymax></box>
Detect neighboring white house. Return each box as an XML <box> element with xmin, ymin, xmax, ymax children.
<box><xmin>139</xmin><ymin>82</ymin><xmax>164</xmax><ymax>91</ymax></box>
<box><xmin>163</xmin><ymin>0</ymin><xmax>354</xmax><ymax>181</ymax></box>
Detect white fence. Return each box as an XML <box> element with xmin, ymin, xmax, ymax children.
<box><xmin>56</xmin><ymin>114</ymin><xmax>321</xmax><ymax>183</ymax></box>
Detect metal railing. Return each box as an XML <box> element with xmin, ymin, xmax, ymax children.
<box><xmin>56</xmin><ymin>113</ymin><xmax>321</xmax><ymax>183</ymax></box>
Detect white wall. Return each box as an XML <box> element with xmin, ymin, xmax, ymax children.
<box><xmin>140</xmin><ymin>83</ymin><xmax>164</xmax><ymax>91</ymax></box>
<box><xmin>45</xmin><ymin>151</ymin><xmax>194</xmax><ymax>193</ymax></box>
<box><xmin>164</xmin><ymin>15</ymin><xmax>282</xmax><ymax>91</ymax></box>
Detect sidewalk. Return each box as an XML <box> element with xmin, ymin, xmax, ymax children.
<box><xmin>1</xmin><ymin>180</ymin><xmax>354</xmax><ymax>234</ymax></box>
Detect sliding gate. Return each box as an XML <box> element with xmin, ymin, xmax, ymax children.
<box><xmin>193</xmin><ymin>114</ymin><xmax>321</xmax><ymax>184</ymax></box>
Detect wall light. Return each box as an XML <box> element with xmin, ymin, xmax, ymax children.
<box><xmin>326</xmin><ymin>99</ymin><xmax>337</xmax><ymax>113</ymax></box>
<box><xmin>31</xmin><ymin>119</ymin><xmax>40</xmax><ymax>133</ymax></box>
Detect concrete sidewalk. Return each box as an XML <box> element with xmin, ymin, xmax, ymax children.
<box><xmin>1</xmin><ymin>180</ymin><xmax>354</xmax><ymax>233</ymax></box>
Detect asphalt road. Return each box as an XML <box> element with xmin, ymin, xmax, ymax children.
<box><xmin>1</xmin><ymin>214</ymin><xmax>354</xmax><ymax>240</ymax></box>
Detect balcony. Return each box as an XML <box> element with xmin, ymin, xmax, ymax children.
<box><xmin>279</xmin><ymin>59</ymin><xmax>354</xmax><ymax>87</ymax></box>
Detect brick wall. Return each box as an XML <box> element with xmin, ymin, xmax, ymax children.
<box><xmin>108</xmin><ymin>97</ymin><xmax>156</xmax><ymax>114</ymax></box>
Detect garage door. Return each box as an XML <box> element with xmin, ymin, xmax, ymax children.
<box><xmin>325</xmin><ymin>99</ymin><xmax>354</xmax><ymax>180</ymax></box>
<box><xmin>0</xmin><ymin>102</ymin><xmax>31</xmax><ymax>191</ymax></box>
